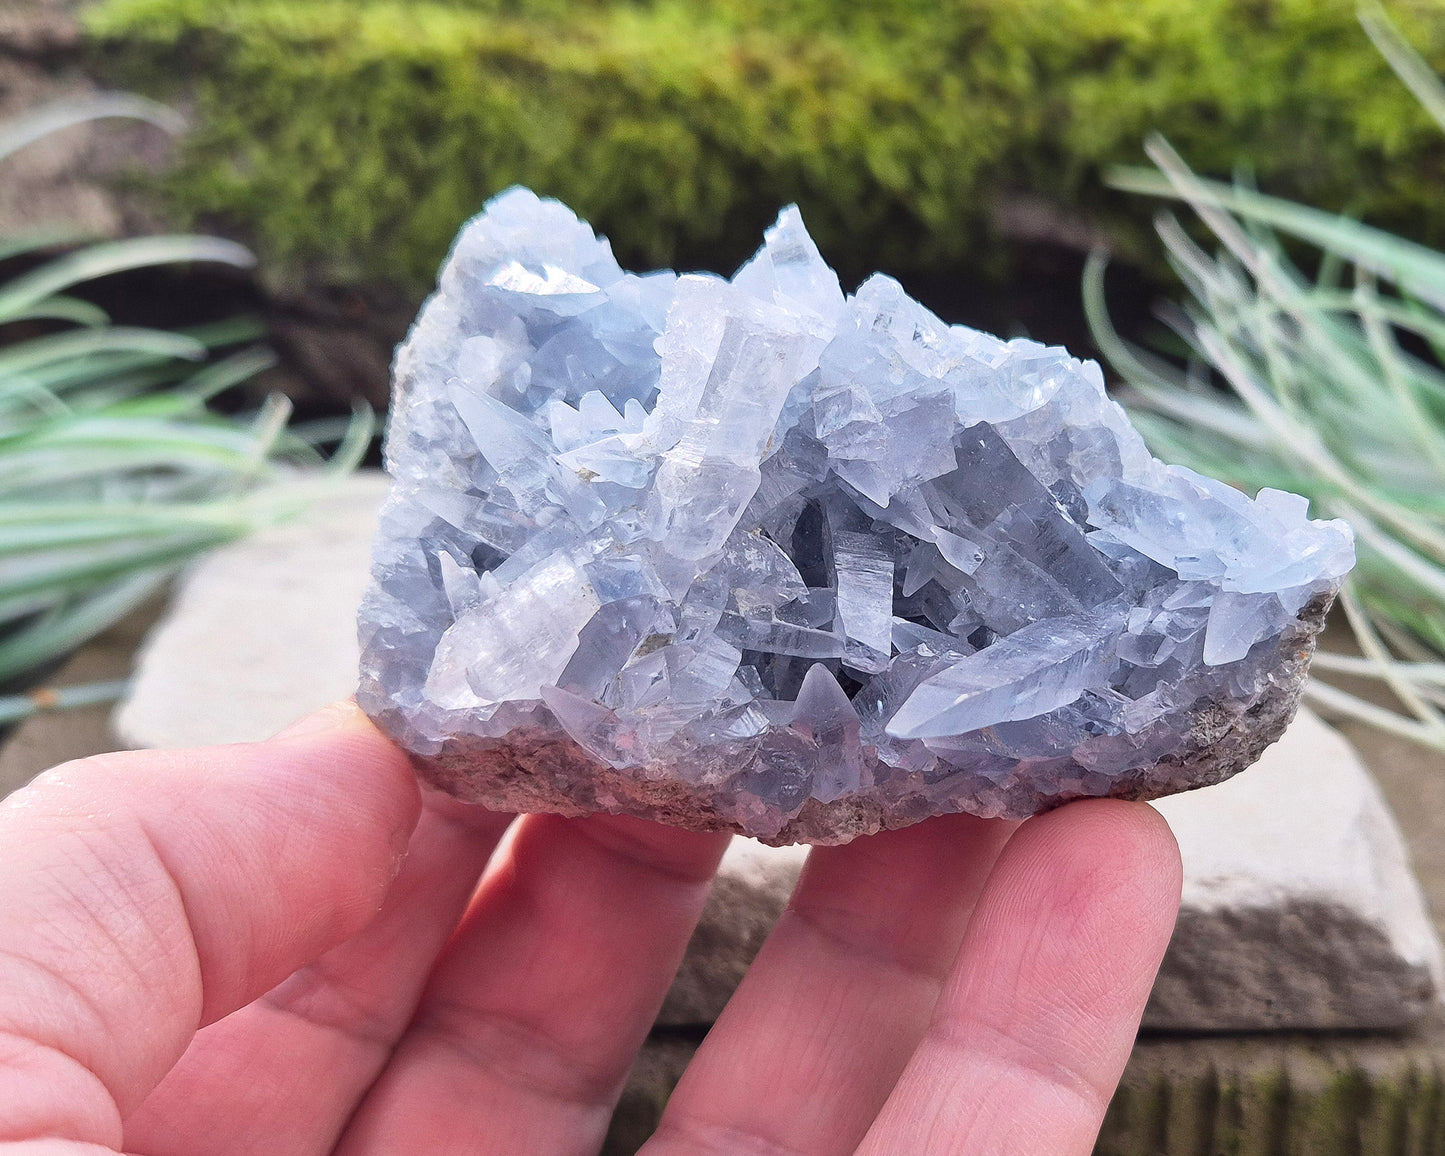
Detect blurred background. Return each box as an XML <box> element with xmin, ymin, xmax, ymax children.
<box><xmin>5</xmin><ymin>2</ymin><xmax>1445</xmax><ymax>1148</ymax></box>
<box><xmin>9</xmin><ymin>0</ymin><xmax>1445</xmax><ymax>409</ymax></box>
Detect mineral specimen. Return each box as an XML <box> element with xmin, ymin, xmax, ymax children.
<box><xmin>357</xmin><ymin>188</ymin><xmax>1354</xmax><ymax>844</ymax></box>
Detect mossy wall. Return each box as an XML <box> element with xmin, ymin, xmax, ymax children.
<box><xmin>600</xmin><ymin>1033</ymin><xmax>1445</xmax><ymax>1155</ymax></box>
<box><xmin>85</xmin><ymin>0</ymin><xmax>1445</xmax><ymax>291</ymax></box>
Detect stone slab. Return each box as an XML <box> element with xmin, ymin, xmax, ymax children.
<box><xmin>110</xmin><ymin>476</ymin><xmax>1443</xmax><ymax>1031</ymax></box>
<box><xmin>602</xmin><ymin>1017</ymin><xmax>1445</xmax><ymax>1156</ymax></box>
<box><xmin>1341</xmin><ymin>720</ymin><xmax>1445</xmax><ymax>950</ymax></box>
<box><xmin>113</xmin><ymin>473</ymin><xmax>391</xmax><ymax>749</ymax></box>
<box><xmin>1149</xmin><ymin>708</ymin><xmax>1442</xmax><ymax>1031</ymax></box>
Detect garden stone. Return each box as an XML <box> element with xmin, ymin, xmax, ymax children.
<box><xmin>1148</xmin><ymin>707</ymin><xmax>1441</xmax><ymax>1031</ymax></box>
<box><xmin>113</xmin><ymin>473</ymin><xmax>391</xmax><ymax>749</ymax></box>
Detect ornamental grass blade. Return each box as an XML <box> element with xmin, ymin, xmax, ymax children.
<box><xmin>0</xmin><ymin>506</ymin><xmax>244</xmax><ymax>554</ymax></box>
<box><xmin>0</xmin><ymin>531</ymin><xmax>233</xmax><ymax>602</ymax></box>
<box><xmin>0</xmin><ymin>94</ymin><xmax>184</xmax><ymax>165</ymax></box>
<box><xmin>1359</xmin><ymin>1</ymin><xmax>1445</xmax><ymax>135</ymax></box>
<box><xmin>0</xmin><ymin>326</ymin><xmax>208</xmax><ymax>380</ymax></box>
<box><xmin>1112</xmin><ymin>144</ymin><xmax>1445</xmax><ymax>311</ymax></box>
<box><xmin>180</xmin><ymin>347</ymin><xmax>278</xmax><ymax>403</ymax></box>
<box><xmin>0</xmin><ymin>228</ymin><xmax>93</xmax><ymax>265</ymax></box>
<box><xmin>1092</xmin><ymin>4</ymin><xmax>1445</xmax><ymax>752</ymax></box>
<box><xmin>0</xmin><ymin>569</ymin><xmax>171</xmax><ymax>686</ymax></box>
<box><xmin>0</xmin><ymin>236</ymin><xmax>255</xmax><ymax>322</ymax></box>
<box><xmin>0</xmin><ymin>98</ymin><xmax>361</xmax><ymax>691</ymax></box>
<box><xmin>0</xmin><ymin>679</ymin><xmax>132</xmax><ymax>727</ymax></box>
<box><xmin>289</xmin><ymin>402</ymin><xmax>376</xmax><ymax>474</ymax></box>
<box><xmin>3</xmin><ymin>297</ymin><xmax>110</xmax><ymax>328</ymax></box>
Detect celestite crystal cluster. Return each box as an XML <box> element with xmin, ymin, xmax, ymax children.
<box><xmin>357</xmin><ymin>189</ymin><xmax>1354</xmax><ymax>844</ymax></box>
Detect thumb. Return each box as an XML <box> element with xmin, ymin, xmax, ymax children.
<box><xmin>0</xmin><ymin>702</ymin><xmax>420</xmax><ymax>1148</ymax></box>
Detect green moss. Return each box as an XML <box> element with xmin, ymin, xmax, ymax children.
<box><xmin>1095</xmin><ymin>1055</ymin><xmax>1445</xmax><ymax>1156</ymax></box>
<box><xmin>85</xmin><ymin>0</ymin><xmax>1445</xmax><ymax>290</ymax></box>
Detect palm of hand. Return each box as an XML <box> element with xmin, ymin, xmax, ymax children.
<box><xmin>0</xmin><ymin>703</ymin><xmax>1179</xmax><ymax>1155</ymax></box>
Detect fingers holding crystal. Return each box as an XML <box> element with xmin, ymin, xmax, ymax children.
<box><xmin>122</xmin><ymin>790</ymin><xmax>514</xmax><ymax>1155</ymax></box>
<box><xmin>856</xmin><ymin>800</ymin><xmax>1181</xmax><ymax>1156</ymax></box>
<box><xmin>644</xmin><ymin>812</ymin><xmax>1017</xmax><ymax>1156</ymax></box>
<box><xmin>0</xmin><ymin>705</ymin><xmax>421</xmax><ymax>1147</ymax></box>
<box><xmin>335</xmin><ymin>814</ymin><xmax>728</xmax><ymax>1155</ymax></box>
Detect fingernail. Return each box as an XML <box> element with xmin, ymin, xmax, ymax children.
<box><xmin>270</xmin><ymin>700</ymin><xmax>361</xmax><ymax>741</ymax></box>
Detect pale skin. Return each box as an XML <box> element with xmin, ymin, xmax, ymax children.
<box><xmin>0</xmin><ymin>701</ymin><xmax>1181</xmax><ymax>1155</ymax></box>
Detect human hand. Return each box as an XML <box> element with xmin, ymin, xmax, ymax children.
<box><xmin>0</xmin><ymin>701</ymin><xmax>1180</xmax><ymax>1155</ymax></box>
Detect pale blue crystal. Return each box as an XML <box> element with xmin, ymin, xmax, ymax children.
<box><xmin>359</xmin><ymin>187</ymin><xmax>1355</xmax><ymax>838</ymax></box>
<box><xmin>886</xmin><ymin>603</ymin><xmax>1129</xmax><ymax>740</ymax></box>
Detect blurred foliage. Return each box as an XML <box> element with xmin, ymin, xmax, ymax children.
<box><xmin>1089</xmin><ymin>6</ymin><xmax>1445</xmax><ymax>750</ymax></box>
<box><xmin>85</xmin><ymin>0</ymin><xmax>1445</xmax><ymax>289</ymax></box>
<box><xmin>0</xmin><ymin>97</ymin><xmax>372</xmax><ymax>691</ymax></box>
